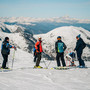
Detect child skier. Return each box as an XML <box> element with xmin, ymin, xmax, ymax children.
<box><xmin>66</xmin><ymin>52</ymin><xmax>76</xmax><ymax>66</ymax></box>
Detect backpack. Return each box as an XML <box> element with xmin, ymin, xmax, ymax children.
<box><xmin>33</xmin><ymin>47</ymin><xmax>36</xmax><ymax>52</ymax></box>
<box><xmin>57</xmin><ymin>42</ymin><xmax>64</xmax><ymax>53</ymax></box>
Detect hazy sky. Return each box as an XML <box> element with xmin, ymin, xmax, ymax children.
<box><xmin>0</xmin><ymin>0</ymin><xmax>90</xmax><ymax>19</ymax></box>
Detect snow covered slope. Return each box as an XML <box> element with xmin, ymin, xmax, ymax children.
<box><xmin>34</xmin><ymin>26</ymin><xmax>90</xmax><ymax>60</ymax></box>
<box><xmin>0</xmin><ymin>47</ymin><xmax>90</xmax><ymax>90</ymax></box>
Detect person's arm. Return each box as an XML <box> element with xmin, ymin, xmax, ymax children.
<box><xmin>6</xmin><ymin>43</ymin><xmax>16</xmax><ymax>50</ymax></box>
<box><xmin>35</xmin><ymin>41</ymin><xmax>39</xmax><ymax>52</ymax></box>
<box><xmin>63</xmin><ymin>42</ymin><xmax>67</xmax><ymax>51</ymax></box>
<box><xmin>55</xmin><ymin>42</ymin><xmax>58</xmax><ymax>53</ymax></box>
<box><xmin>74</xmin><ymin>41</ymin><xmax>81</xmax><ymax>51</ymax></box>
<box><xmin>6</xmin><ymin>43</ymin><xmax>12</xmax><ymax>48</ymax></box>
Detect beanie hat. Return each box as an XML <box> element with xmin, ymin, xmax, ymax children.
<box><xmin>57</xmin><ymin>36</ymin><xmax>61</xmax><ymax>39</ymax></box>
<box><xmin>76</xmin><ymin>34</ymin><xmax>81</xmax><ymax>38</ymax></box>
<box><xmin>5</xmin><ymin>37</ymin><xmax>9</xmax><ymax>41</ymax></box>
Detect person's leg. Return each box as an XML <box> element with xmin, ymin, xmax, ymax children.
<box><xmin>56</xmin><ymin>53</ymin><xmax>61</xmax><ymax>67</ymax></box>
<box><xmin>36</xmin><ymin>53</ymin><xmax>41</xmax><ymax>66</ymax></box>
<box><xmin>61</xmin><ymin>53</ymin><xmax>66</xmax><ymax>67</ymax></box>
<box><xmin>34</xmin><ymin>55</ymin><xmax>37</xmax><ymax>62</ymax></box>
<box><xmin>77</xmin><ymin>52</ymin><xmax>85</xmax><ymax>66</ymax></box>
<box><xmin>34</xmin><ymin>53</ymin><xmax>37</xmax><ymax>62</ymax></box>
<box><xmin>2</xmin><ymin>54</ymin><xmax>8</xmax><ymax>68</ymax></box>
<box><xmin>77</xmin><ymin>52</ymin><xmax>81</xmax><ymax>66</ymax></box>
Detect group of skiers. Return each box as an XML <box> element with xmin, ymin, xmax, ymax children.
<box><xmin>33</xmin><ymin>34</ymin><xmax>86</xmax><ymax>68</ymax></box>
<box><xmin>0</xmin><ymin>34</ymin><xmax>86</xmax><ymax>69</ymax></box>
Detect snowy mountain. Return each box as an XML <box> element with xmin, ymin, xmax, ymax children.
<box><xmin>34</xmin><ymin>26</ymin><xmax>90</xmax><ymax>60</ymax></box>
<box><xmin>0</xmin><ymin>22</ymin><xmax>25</xmax><ymax>33</ymax></box>
<box><xmin>0</xmin><ymin>16</ymin><xmax>90</xmax><ymax>23</ymax></box>
<box><xmin>0</xmin><ymin>24</ymin><xmax>90</xmax><ymax>90</ymax></box>
<box><xmin>0</xmin><ymin>16</ymin><xmax>90</xmax><ymax>34</ymax></box>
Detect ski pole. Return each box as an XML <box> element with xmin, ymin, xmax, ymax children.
<box><xmin>12</xmin><ymin>49</ymin><xmax>15</xmax><ymax>69</ymax></box>
<box><xmin>47</xmin><ymin>60</ymin><xmax>52</xmax><ymax>68</ymax></box>
<box><xmin>42</xmin><ymin>59</ymin><xmax>48</xmax><ymax>68</ymax></box>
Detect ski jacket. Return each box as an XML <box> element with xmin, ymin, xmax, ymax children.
<box><xmin>55</xmin><ymin>40</ymin><xmax>67</xmax><ymax>53</ymax></box>
<box><xmin>35</xmin><ymin>41</ymin><xmax>43</xmax><ymax>53</ymax></box>
<box><xmin>69</xmin><ymin>52</ymin><xmax>75</xmax><ymax>58</ymax></box>
<box><xmin>75</xmin><ymin>38</ymin><xmax>86</xmax><ymax>53</ymax></box>
<box><xmin>1</xmin><ymin>40</ymin><xmax>13</xmax><ymax>55</ymax></box>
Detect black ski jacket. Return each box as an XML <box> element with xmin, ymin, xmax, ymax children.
<box><xmin>75</xmin><ymin>38</ymin><xmax>86</xmax><ymax>53</ymax></box>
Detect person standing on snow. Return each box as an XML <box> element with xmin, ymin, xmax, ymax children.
<box><xmin>1</xmin><ymin>37</ymin><xmax>16</xmax><ymax>69</ymax></box>
<box><xmin>74</xmin><ymin>34</ymin><xmax>86</xmax><ymax>68</ymax></box>
<box><xmin>34</xmin><ymin>37</ymin><xmax>43</xmax><ymax>68</ymax></box>
<box><xmin>55</xmin><ymin>36</ymin><xmax>67</xmax><ymax>67</ymax></box>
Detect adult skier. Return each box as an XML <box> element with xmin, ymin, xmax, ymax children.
<box><xmin>34</xmin><ymin>37</ymin><xmax>43</xmax><ymax>68</ymax></box>
<box><xmin>1</xmin><ymin>37</ymin><xmax>16</xmax><ymax>69</ymax></box>
<box><xmin>55</xmin><ymin>36</ymin><xmax>67</xmax><ymax>67</ymax></box>
<box><xmin>74</xmin><ymin>34</ymin><xmax>86</xmax><ymax>68</ymax></box>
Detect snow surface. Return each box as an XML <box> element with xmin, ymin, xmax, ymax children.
<box><xmin>0</xmin><ymin>48</ymin><xmax>90</xmax><ymax>90</ymax></box>
<box><xmin>34</xmin><ymin>26</ymin><xmax>90</xmax><ymax>58</ymax></box>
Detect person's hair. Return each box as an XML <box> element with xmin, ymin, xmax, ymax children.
<box><xmin>5</xmin><ymin>37</ymin><xmax>9</xmax><ymax>41</ymax></box>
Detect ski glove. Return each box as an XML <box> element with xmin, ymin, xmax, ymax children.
<box><xmin>14</xmin><ymin>46</ymin><xmax>17</xmax><ymax>50</ymax></box>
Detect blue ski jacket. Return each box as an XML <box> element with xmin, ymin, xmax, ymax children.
<box><xmin>55</xmin><ymin>40</ymin><xmax>67</xmax><ymax>53</ymax></box>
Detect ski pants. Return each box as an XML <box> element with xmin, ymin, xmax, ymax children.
<box><xmin>2</xmin><ymin>54</ymin><xmax>8</xmax><ymax>68</ymax></box>
<box><xmin>77</xmin><ymin>51</ymin><xmax>85</xmax><ymax>66</ymax></box>
<box><xmin>34</xmin><ymin>52</ymin><xmax>37</xmax><ymax>62</ymax></box>
<box><xmin>56</xmin><ymin>52</ymin><xmax>66</xmax><ymax>67</ymax></box>
<box><xmin>36</xmin><ymin>53</ymin><xmax>41</xmax><ymax>66</ymax></box>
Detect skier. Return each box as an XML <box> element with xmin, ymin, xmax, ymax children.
<box><xmin>33</xmin><ymin>47</ymin><xmax>37</xmax><ymax>62</ymax></box>
<box><xmin>34</xmin><ymin>37</ymin><xmax>43</xmax><ymax>68</ymax></box>
<box><xmin>1</xmin><ymin>37</ymin><xmax>16</xmax><ymax>69</ymax></box>
<box><xmin>55</xmin><ymin>36</ymin><xmax>67</xmax><ymax>67</ymax></box>
<box><xmin>74</xmin><ymin>34</ymin><xmax>86</xmax><ymax>68</ymax></box>
<box><xmin>66</xmin><ymin>52</ymin><xmax>76</xmax><ymax>66</ymax></box>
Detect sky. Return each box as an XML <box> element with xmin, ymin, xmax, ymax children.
<box><xmin>0</xmin><ymin>0</ymin><xmax>90</xmax><ymax>19</ymax></box>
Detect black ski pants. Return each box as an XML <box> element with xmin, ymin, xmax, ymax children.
<box><xmin>77</xmin><ymin>51</ymin><xmax>85</xmax><ymax>66</ymax></box>
<box><xmin>56</xmin><ymin>52</ymin><xmax>66</xmax><ymax>67</ymax></box>
<box><xmin>2</xmin><ymin>54</ymin><xmax>8</xmax><ymax>68</ymax></box>
<box><xmin>36</xmin><ymin>53</ymin><xmax>41</xmax><ymax>66</ymax></box>
<box><xmin>34</xmin><ymin>52</ymin><xmax>37</xmax><ymax>62</ymax></box>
